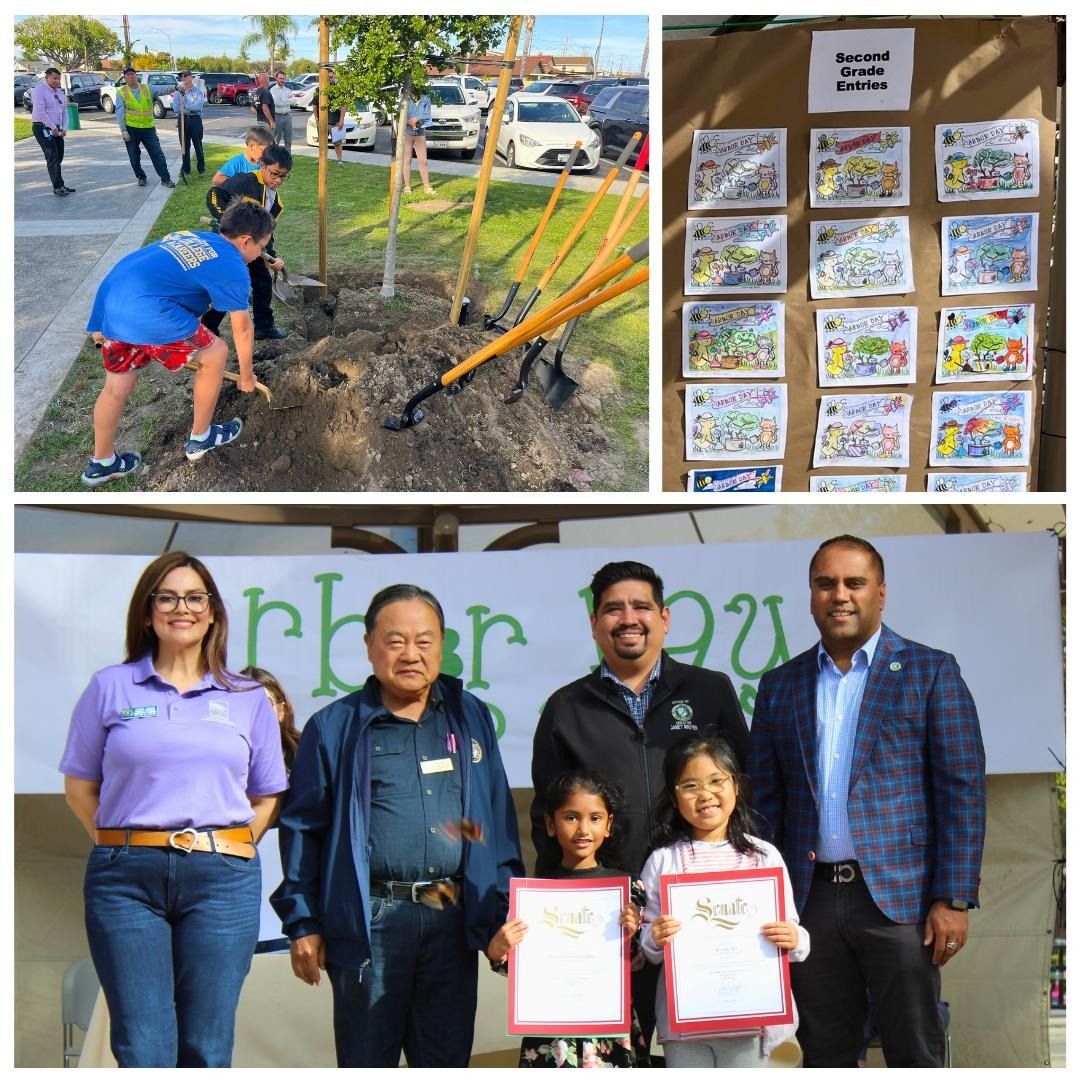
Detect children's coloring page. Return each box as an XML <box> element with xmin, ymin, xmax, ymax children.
<box><xmin>812</xmin><ymin>393</ymin><xmax>912</xmax><ymax>469</ymax></box>
<box><xmin>685</xmin><ymin>216</ymin><xmax>787</xmax><ymax>295</ymax></box>
<box><xmin>810</xmin><ymin>474</ymin><xmax>907</xmax><ymax>492</ymax></box>
<box><xmin>816</xmin><ymin>307</ymin><xmax>917</xmax><ymax>387</ymax></box>
<box><xmin>685</xmin><ymin>384</ymin><xmax>788</xmax><ymax>461</ymax></box>
<box><xmin>941</xmin><ymin>213</ymin><xmax>1038</xmax><ymax>296</ymax></box>
<box><xmin>929</xmin><ymin>390</ymin><xmax>1032</xmax><ymax>467</ymax></box>
<box><xmin>935</xmin><ymin>119</ymin><xmax>1039</xmax><ymax>202</ymax></box>
<box><xmin>810</xmin><ymin>127</ymin><xmax>910</xmax><ymax>208</ymax></box>
<box><xmin>687</xmin><ymin>466</ymin><xmax>782</xmax><ymax>492</ymax></box>
<box><xmin>809</xmin><ymin>216</ymin><xmax>913</xmax><ymax>299</ymax></box>
<box><xmin>688</xmin><ymin>129</ymin><xmax>787</xmax><ymax>210</ymax></box>
<box><xmin>683</xmin><ymin>301</ymin><xmax>785</xmax><ymax>378</ymax></box>
<box><xmin>936</xmin><ymin>304</ymin><xmax>1035</xmax><ymax>383</ymax></box>
<box><xmin>926</xmin><ymin>472</ymin><xmax>1029</xmax><ymax>493</ymax></box>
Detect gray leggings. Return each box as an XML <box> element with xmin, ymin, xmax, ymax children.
<box><xmin>664</xmin><ymin>1034</ymin><xmax>766</xmax><ymax>1068</ymax></box>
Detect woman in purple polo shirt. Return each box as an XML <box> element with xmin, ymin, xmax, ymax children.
<box><xmin>59</xmin><ymin>551</ymin><xmax>288</xmax><ymax>1067</ymax></box>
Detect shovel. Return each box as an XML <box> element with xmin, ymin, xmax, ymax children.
<box><xmin>182</xmin><ymin>361</ymin><xmax>302</xmax><ymax>411</ymax></box>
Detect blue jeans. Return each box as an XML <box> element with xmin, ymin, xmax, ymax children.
<box><xmin>83</xmin><ymin>843</ymin><xmax>261</xmax><ymax>1067</ymax></box>
<box><xmin>327</xmin><ymin>894</ymin><xmax>478</xmax><ymax>1066</ymax></box>
<box><xmin>124</xmin><ymin>126</ymin><xmax>170</xmax><ymax>182</ymax></box>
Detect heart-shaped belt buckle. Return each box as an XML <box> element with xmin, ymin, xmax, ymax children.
<box><xmin>168</xmin><ymin>828</ymin><xmax>200</xmax><ymax>853</ymax></box>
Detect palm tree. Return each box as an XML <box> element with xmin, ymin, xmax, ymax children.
<box><xmin>240</xmin><ymin>15</ymin><xmax>299</xmax><ymax>70</ymax></box>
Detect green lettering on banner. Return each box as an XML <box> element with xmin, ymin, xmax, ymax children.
<box><xmin>723</xmin><ymin>594</ymin><xmax>789</xmax><ymax>717</ymax></box>
<box><xmin>441</xmin><ymin>626</ymin><xmax>465</xmax><ymax>679</ymax></box>
<box><xmin>664</xmin><ymin>590</ymin><xmax>715</xmax><ymax>668</ymax></box>
<box><xmin>244</xmin><ymin>587</ymin><xmax>303</xmax><ymax>670</ymax></box>
<box><xmin>466</xmin><ymin>605</ymin><xmax>528</xmax><ymax>690</ymax></box>
<box><xmin>314</xmin><ymin>572</ymin><xmax>365</xmax><ymax>698</ymax></box>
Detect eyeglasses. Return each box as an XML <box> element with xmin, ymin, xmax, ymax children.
<box><xmin>150</xmin><ymin>591</ymin><xmax>212</xmax><ymax>614</ymax></box>
<box><xmin>674</xmin><ymin>774</ymin><xmax>733</xmax><ymax>798</ymax></box>
<box><xmin>264</xmin><ymin>169</ymin><xmax>290</xmax><ymax>181</ymax></box>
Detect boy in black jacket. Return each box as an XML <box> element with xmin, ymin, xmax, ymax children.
<box><xmin>203</xmin><ymin>143</ymin><xmax>291</xmax><ymax>340</ymax></box>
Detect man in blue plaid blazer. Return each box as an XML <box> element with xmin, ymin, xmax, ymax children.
<box><xmin>748</xmin><ymin>535</ymin><xmax>986</xmax><ymax>1067</ymax></box>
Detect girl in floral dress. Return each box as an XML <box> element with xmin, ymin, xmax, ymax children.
<box><xmin>487</xmin><ymin>771</ymin><xmax>650</xmax><ymax>1068</ymax></box>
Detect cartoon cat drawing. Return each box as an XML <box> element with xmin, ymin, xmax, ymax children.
<box><xmin>887</xmin><ymin>341</ymin><xmax>908</xmax><ymax>375</ymax></box>
<box><xmin>1002</xmin><ymin>337</ymin><xmax>1026</xmax><ymax>372</ymax></box>
<box><xmin>758</xmin><ymin>416</ymin><xmax>779</xmax><ymax>450</ymax></box>
<box><xmin>879</xmin><ymin>161</ymin><xmax>901</xmax><ymax>197</ymax></box>
<box><xmin>1007</xmin><ymin>248</ymin><xmax>1029</xmax><ymax>284</ymax></box>
<box><xmin>1010</xmin><ymin>152</ymin><xmax>1033</xmax><ymax>188</ymax></box>
<box><xmin>757</xmin><ymin>162</ymin><xmax>778</xmax><ymax>199</ymax></box>
<box><xmin>881</xmin><ymin>252</ymin><xmax>903</xmax><ymax>286</ymax></box>
<box><xmin>879</xmin><ymin>424</ymin><xmax>900</xmax><ymax>455</ymax></box>
<box><xmin>757</xmin><ymin>249</ymin><xmax>780</xmax><ymax>287</ymax></box>
<box><xmin>1001</xmin><ymin>423</ymin><xmax>1022</xmax><ymax>455</ymax></box>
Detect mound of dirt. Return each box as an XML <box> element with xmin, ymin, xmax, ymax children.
<box><xmin>133</xmin><ymin>271</ymin><xmax>642</xmax><ymax>492</ymax></box>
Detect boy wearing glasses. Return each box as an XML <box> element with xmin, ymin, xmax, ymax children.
<box><xmin>82</xmin><ymin>201</ymin><xmax>276</xmax><ymax>486</ymax></box>
<box><xmin>205</xmin><ymin>144</ymin><xmax>292</xmax><ymax>341</ymax></box>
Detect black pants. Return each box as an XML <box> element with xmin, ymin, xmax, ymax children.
<box><xmin>202</xmin><ymin>256</ymin><xmax>274</xmax><ymax>335</ymax></box>
<box><xmin>32</xmin><ymin>123</ymin><xmax>65</xmax><ymax>189</ymax></box>
<box><xmin>124</xmin><ymin>126</ymin><xmax>170</xmax><ymax>182</ymax></box>
<box><xmin>177</xmin><ymin>114</ymin><xmax>205</xmax><ymax>174</ymax></box>
<box><xmin>791</xmin><ymin>875</ymin><xmax>945</xmax><ymax>1067</ymax></box>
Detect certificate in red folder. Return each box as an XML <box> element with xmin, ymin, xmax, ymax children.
<box><xmin>660</xmin><ymin>867</ymin><xmax>793</xmax><ymax>1034</ymax></box>
<box><xmin>507</xmin><ymin>876</ymin><xmax>631</xmax><ymax>1036</ymax></box>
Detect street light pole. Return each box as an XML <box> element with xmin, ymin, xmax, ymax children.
<box><xmin>144</xmin><ymin>27</ymin><xmax>174</xmax><ymax>69</ymax></box>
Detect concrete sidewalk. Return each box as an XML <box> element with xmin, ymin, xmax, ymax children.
<box><xmin>14</xmin><ymin>122</ymin><xmax>647</xmax><ymax>459</ymax></box>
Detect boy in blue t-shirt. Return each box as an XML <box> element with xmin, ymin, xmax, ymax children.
<box><xmin>82</xmin><ymin>201</ymin><xmax>276</xmax><ymax>486</ymax></box>
<box><xmin>211</xmin><ymin>125</ymin><xmax>274</xmax><ymax>186</ymax></box>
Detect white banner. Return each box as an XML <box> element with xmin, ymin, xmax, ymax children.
<box><xmin>15</xmin><ymin>532</ymin><xmax>1063</xmax><ymax>791</ymax></box>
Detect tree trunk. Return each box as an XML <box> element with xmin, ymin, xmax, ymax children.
<box><xmin>382</xmin><ymin>72</ymin><xmax>412</xmax><ymax>300</ymax></box>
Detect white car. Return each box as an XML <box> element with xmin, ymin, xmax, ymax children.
<box><xmin>495</xmin><ymin>93</ymin><xmax>600</xmax><ymax>172</ymax></box>
<box><xmin>391</xmin><ymin>82</ymin><xmax>481</xmax><ymax>159</ymax></box>
<box><xmin>306</xmin><ymin>102</ymin><xmax>378</xmax><ymax>149</ymax></box>
<box><xmin>435</xmin><ymin>73</ymin><xmax>492</xmax><ymax>112</ymax></box>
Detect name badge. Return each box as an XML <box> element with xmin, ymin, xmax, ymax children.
<box><xmin>420</xmin><ymin>758</ymin><xmax>454</xmax><ymax>775</ymax></box>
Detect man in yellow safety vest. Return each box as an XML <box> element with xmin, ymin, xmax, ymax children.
<box><xmin>115</xmin><ymin>66</ymin><xmax>175</xmax><ymax>189</ymax></box>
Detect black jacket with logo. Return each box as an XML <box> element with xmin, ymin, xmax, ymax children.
<box><xmin>530</xmin><ymin>652</ymin><xmax>748</xmax><ymax>875</ymax></box>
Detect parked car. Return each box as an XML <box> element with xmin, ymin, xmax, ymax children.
<box><xmin>22</xmin><ymin>70</ymin><xmax>108</xmax><ymax>112</ymax></box>
<box><xmin>390</xmin><ymin>81</ymin><xmax>481</xmax><ymax>159</ymax></box>
<box><xmin>495</xmin><ymin>92</ymin><xmax>599</xmax><ymax>172</ymax></box>
<box><xmin>194</xmin><ymin>72</ymin><xmax>253</xmax><ymax>104</ymax></box>
<box><xmin>14</xmin><ymin>73</ymin><xmax>40</xmax><ymax>106</ymax></box>
<box><xmin>99</xmin><ymin>72</ymin><xmax>179</xmax><ymax>117</ymax></box>
<box><xmin>583</xmin><ymin>84</ymin><xmax>649</xmax><ymax>162</ymax></box>
<box><xmin>214</xmin><ymin>76</ymin><xmax>258</xmax><ymax>107</ymax></box>
<box><xmin>305</xmin><ymin>101</ymin><xmax>378</xmax><ymax>150</ymax></box>
<box><xmin>288</xmin><ymin>82</ymin><xmax>319</xmax><ymax>111</ymax></box>
<box><xmin>435</xmin><ymin>73</ymin><xmax>493</xmax><ymax>112</ymax></box>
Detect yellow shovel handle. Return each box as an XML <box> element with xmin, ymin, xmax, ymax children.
<box><xmin>513</xmin><ymin>141</ymin><xmax>581</xmax><ymax>282</ymax></box>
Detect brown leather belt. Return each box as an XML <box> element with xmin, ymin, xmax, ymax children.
<box><xmin>94</xmin><ymin>827</ymin><xmax>256</xmax><ymax>859</ymax></box>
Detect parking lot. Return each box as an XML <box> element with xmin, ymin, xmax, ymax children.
<box><xmin>14</xmin><ymin>98</ymin><xmax>648</xmax><ymax>179</ymax></box>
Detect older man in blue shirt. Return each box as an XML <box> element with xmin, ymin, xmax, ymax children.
<box><xmin>171</xmin><ymin>71</ymin><xmax>207</xmax><ymax>176</ymax></box>
<box><xmin>30</xmin><ymin>68</ymin><xmax>73</xmax><ymax>196</ymax></box>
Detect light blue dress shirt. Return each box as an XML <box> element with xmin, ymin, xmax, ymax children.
<box><xmin>814</xmin><ymin>626</ymin><xmax>881</xmax><ymax>860</ymax></box>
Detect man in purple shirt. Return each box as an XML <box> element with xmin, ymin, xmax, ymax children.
<box><xmin>31</xmin><ymin>68</ymin><xmax>74</xmax><ymax>197</ymax></box>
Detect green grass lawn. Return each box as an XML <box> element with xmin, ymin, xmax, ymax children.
<box><xmin>17</xmin><ymin>142</ymin><xmax>650</xmax><ymax>491</ymax></box>
<box><xmin>14</xmin><ymin>117</ymin><xmax>33</xmax><ymax>141</ymax></box>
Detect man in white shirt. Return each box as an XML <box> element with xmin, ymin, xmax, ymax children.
<box><xmin>270</xmin><ymin>70</ymin><xmax>293</xmax><ymax>152</ymax></box>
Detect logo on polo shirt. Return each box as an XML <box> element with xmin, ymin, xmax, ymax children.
<box><xmin>203</xmin><ymin>700</ymin><xmax>234</xmax><ymax>726</ymax></box>
<box><xmin>670</xmin><ymin>700</ymin><xmax>697</xmax><ymax>731</ymax></box>
<box><xmin>471</xmin><ymin>738</ymin><xmax>483</xmax><ymax>764</ymax></box>
<box><xmin>121</xmin><ymin>706</ymin><xmax>158</xmax><ymax>719</ymax></box>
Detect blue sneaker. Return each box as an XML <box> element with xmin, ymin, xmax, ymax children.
<box><xmin>81</xmin><ymin>451</ymin><xmax>142</xmax><ymax>487</ymax></box>
<box><xmin>185</xmin><ymin>418</ymin><xmax>243</xmax><ymax>461</ymax></box>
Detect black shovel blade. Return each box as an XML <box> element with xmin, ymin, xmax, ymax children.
<box><xmin>535</xmin><ymin>358</ymin><xmax>580</xmax><ymax>410</ymax></box>
<box><xmin>383</xmin><ymin>407</ymin><xmax>425</xmax><ymax>431</ymax></box>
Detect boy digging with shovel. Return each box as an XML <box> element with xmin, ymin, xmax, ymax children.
<box><xmin>81</xmin><ymin>202</ymin><xmax>276</xmax><ymax>486</ymax></box>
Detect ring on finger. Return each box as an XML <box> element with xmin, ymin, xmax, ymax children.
<box><xmin>945</xmin><ymin>940</ymin><xmax>959</xmax><ymax>951</ymax></box>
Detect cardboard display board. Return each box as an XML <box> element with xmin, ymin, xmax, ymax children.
<box><xmin>663</xmin><ymin>17</ymin><xmax>1060</xmax><ymax>491</ymax></box>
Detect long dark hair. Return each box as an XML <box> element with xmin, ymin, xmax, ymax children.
<box><xmin>543</xmin><ymin>769</ymin><xmax>625</xmax><ymax>865</ymax></box>
<box><xmin>652</xmin><ymin>733</ymin><xmax>763</xmax><ymax>857</ymax></box>
<box><xmin>124</xmin><ymin>552</ymin><xmax>242</xmax><ymax>690</ymax></box>
<box><xmin>241</xmin><ymin>666</ymin><xmax>301</xmax><ymax>771</ymax></box>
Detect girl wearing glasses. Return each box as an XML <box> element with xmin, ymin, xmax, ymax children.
<box><xmin>638</xmin><ymin>734</ymin><xmax>808</xmax><ymax>1067</ymax></box>
<box><xmin>59</xmin><ymin>552</ymin><xmax>287</xmax><ymax>1067</ymax></box>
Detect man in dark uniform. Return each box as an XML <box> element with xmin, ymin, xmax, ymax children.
<box><xmin>530</xmin><ymin>559</ymin><xmax>749</xmax><ymax>1054</ymax></box>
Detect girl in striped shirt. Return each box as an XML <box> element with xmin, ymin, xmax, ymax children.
<box><xmin>639</xmin><ymin>734</ymin><xmax>810</xmax><ymax>1067</ymax></box>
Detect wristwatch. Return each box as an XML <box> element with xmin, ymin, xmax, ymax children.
<box><xmin>946</xmin><ymin>898</ymin><xmax>972</xmax><ymax>911</ymax></box>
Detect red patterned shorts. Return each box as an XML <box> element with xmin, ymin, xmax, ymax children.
<box><xmin>100</xmin><ymin>323</ymin><xmax>218</xmax><ymax>374</ymax></box>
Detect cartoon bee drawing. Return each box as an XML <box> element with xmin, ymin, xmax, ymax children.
<box><xmin>946</xmin><ymin>311</ymin><xmax>961</xmax><ymax>330</ymax></box>
<box><xmin>692</xmin><ymin>388</ymin><xmax>714</xmax><ymax>407</ymax></box>
<box><xmin>826</xmin><ymin>400</ymin><xmax>845</xmax><ymax>417</ymax></box>
<box><xmin>939</xmin><ymin>398</ymin><xmax>960</xmax><ymax>414</ymax></box>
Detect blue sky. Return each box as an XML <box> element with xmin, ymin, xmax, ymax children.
<box><xmin>19</xmin><ymin>15</ymin><xmax>648</xmax><ymax>76</ymax></box>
